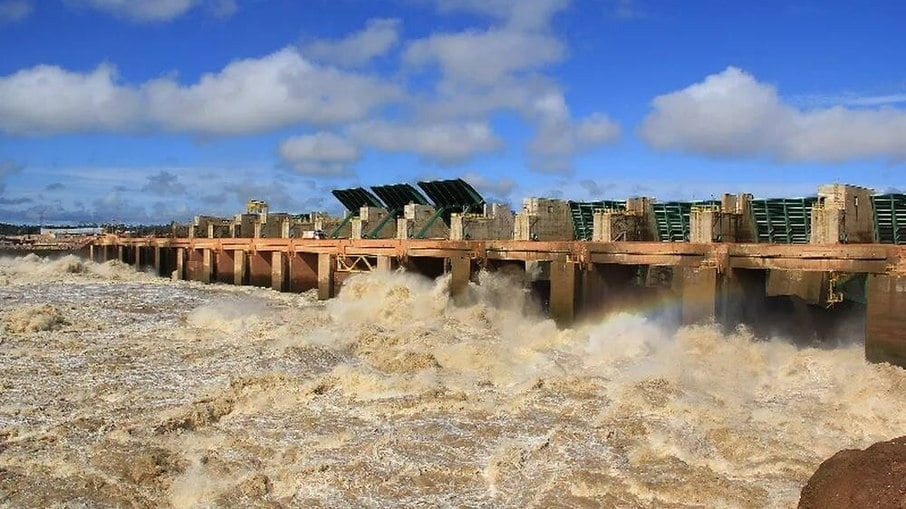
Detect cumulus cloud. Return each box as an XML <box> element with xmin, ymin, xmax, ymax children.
<box><xmin>0</xmin><ymin>48</ymin><xmax>400</xmax><ymax>136</ymax></box>
<box><xmin>68</xmin><ymin>0</ymin><xmax>198</xmax><ymax>21</ymax></box>
<box><xmin>0</xmin><ymin>196</ymin><xmax>31</xmax><ymax>206</ymax></box>
<box><xmin>613</xmin><ymin>0</ymin><xmax>645</xmax><ymax>20</ymax></box>
<box><xmin>0</xmin><ymin>64</ymin><xmax>142</xmax><ymax>135</ymax></box>
<box><xmin>0</xmin><ymin>0</ymin><xmax>32</xmax><ymax>24</ymax></box>
<box><xmin>67</xmin><ymin>0</ymin><xmax>235</xmax><ymax>22</ymax></box>
<box><xmin>208</xmin><ymin>0</ymin><xmax>236</xmax><ymax>18</ymax></box>
<box><xmin>405</xmin><ymin>29</ymin><xmax>563</xmax><ymax>86</ymax></box>
<box><xmin>0</xmin><ymin>160</ymin><xmax>24</xmax><ymax>195</ymax></box>
<box><xmin>436</xmin><ymin>0</ymin><xmax>569</xmax><ymax>30</ymax></box>
<box><xmin>141</xmin><ymin>170</ymin><xmax>186</xmax><ymax>195</ymax></box>
<box><xmin>639</xmin><ymin>66</ymin><xmax>906</xmax><ymax>163</ymax></box>
<box><xmin>278</xmin><ymin>132</ymin><xmax>360</xmax><ymax>176</ymax></box>
<box><xmin>145</xmin><ymin>48</ymin><xmax>400</xmax><ymax>134</ymax></box>
<box><xmin>461</xmin><ymin>171</ymin><xmax>517</xmax><ymax>199</ymax></box>
<box><xmin>0</xmin><ymin>1</ymin><xmax>621</xmax><ymax>174</ymax></box>
<box><xmin>402</xmin><ymin>0</ymin><xmax>620</xmax><ymax>171</ymax></box>
<box><xmin>0</xmin><ymin>159</ymin><xmax>23</xmax><ymax>177</ymax></box>
<box><xmin>303</xmin><ymin>18</ymin><xmax>400</xmax><ymax>67</ymax></box>
<box><xmin>348</xmin><ymin>120</ymin><xmax>503</xmax><ymax>165</ymax></box>
<box><xmin>527</xmin><ymin>91</ymin><xmax>620</xmax><ymax>171</ymax></box>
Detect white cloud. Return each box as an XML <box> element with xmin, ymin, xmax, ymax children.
<box><xmin>0</xmin><ymin>159</ymin><xmax>24</xmax><ymax>194</ymax></box>
<box><xmin>141</xmin><ymin>170</ymin><xmax>186</xmax><ymax>195</ymax></box>
<box><xmin>613</xmin><ymin>0</ymin><xmax>645</xmax><ymax>20</ymax></box>
<box><xmin>348</xmin><ymin>120</ymin><xmax>503</xmax><ymax>165</ymax></box>
<box><xmin>639</xmin><ymin>66</ymin><xmax>906</xmax><ymax>163</ymax></box>
<box><xmin>145</xmin><ymin>48</ymin><xmax>400</xmax><ymax>134</ymax></box>
<box><xmin>0</xmin><ymin>48</ymin><xmax>400</xmax><ymax>136</ymax></box>
<box><xmin>0</xmin><ymin>64</ymin><xmax>142</xmax><ymax>135</ymax></box>
<box><xmin>0</xmin><ymin>0</ymin><xmax>32</xmax><ymax>24</ymax></box>
<box><xmin>402</xmin><ymin>1</ymin><xmax>620</xmax><ymax>172</ymax></box>
<box><xmin>70</xmin><ymin>0</ymin><xmax>200</xmax><ymax>21</ymax></box>
<box><xmin>278</xmin><ymin>132</ymin><xmax>360</xmax><ymax>176</ymax></box>
<box><xmin>404</xmin><ymin>28</ymin><xmax>563</xmax><ymax>86</ymax></box>
<box><xmin>529</xmin><ymin>112</ymin><xmax>621</xmax><ymax>172</ymax></box>
<box><xmin>527</xmin><ymin>91</ymin><xmax>621</xmax><ymax>171</ymax></box>
<box><xmin>461</xmin><ymin>171</ymin><xmax>517</xmax><ymax>199</ymax></box>
<box><xmin>303</xmin><ymin>18</ymin><xmax>400</xmax><ymax>67</ymax></box>
<box><xmin>436</xmin><ymin>0</ymin><xmax>569</xmax><ymax>30</ymax></box>
<box><xmin>208</xmin><ymin>0</ymin><xmax>236</xmax><ymax>18</ymax></box>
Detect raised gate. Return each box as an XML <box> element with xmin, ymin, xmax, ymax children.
<box><xmin>872</xmin><ymin>193</ymin><xmax>906</xmax><ymax>244</ymax></box>
<box><xmin>750</xmin><ymin>197</ymin><xmax>816</xmax><ymax>244</ymax></box>
<box><xmin>568</xmin><ymin>201</ymin><xmax>626</xmax><ymax>240</ymax></box>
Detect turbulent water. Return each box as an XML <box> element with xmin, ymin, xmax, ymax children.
<box><xmin>1</xmin><ymin>254</ymin><xmax>905</xmax><ymax>508</ymax></box>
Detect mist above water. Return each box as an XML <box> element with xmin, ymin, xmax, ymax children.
<box><xmin>1</xmin><ymin>254</ymin><xmax>904</xmax><ymax>508</ymax></box>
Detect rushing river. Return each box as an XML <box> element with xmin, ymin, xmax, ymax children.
<box><xmin>1</xmin><ymin>254</ymin><xmax>904</xmax><ymax>508</ymax></box>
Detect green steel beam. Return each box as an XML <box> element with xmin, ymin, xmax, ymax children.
<box><xmin>329</xmin><ymin>213</ymin><xmax>354</xmax><ymax>239</ymax></box>
<box><xmin>366</xmin><ymin>209</ymin><xmax>400</xmax><ymax>238</ymax></box>
<box><xmin>415</xmin><ymin>207</ymin><xmax>448</xmax><ymax>239</ymax></box>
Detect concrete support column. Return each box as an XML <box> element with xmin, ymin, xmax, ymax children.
<box><xmin>866</xmin><ymin>274</ymin><xmax>906</xmax><ymax>367</ymax></box>
<box><xmin>154</xmin><ymin>247</ymin><xmax>162</xmax><ymax>276</ymax></box>
<box><xmin>449</xmin><ymin>253</ymin><xmax>472</xmax><ymax>302</ymax></box>
<box><xmin>550</xmin><ymin>260</ymin><xmax>580</xmax><ymax>327</ymax></box>
<box><xmin>681</xmin><ymin>266</ymin><xmax>718</xmax><ymax>325</ymax></box>
<box><xmin>201</xmin><ymin>249</ymin><xmax>213</xmax><ymax>284</ymax></box>
<box><xmin>174</xmin><ymin>248</ymin><xmax>186</xmax><ymax>281</ymax></box>
<box><xmin>133</xmin><ymin>247</ymin><xmax>143</xmax><ymax>271</ymax></box>
<box><xmin>376</xmin><ymin>255</ymin><xmax>394</xmax><ymax>272</ymax></box>
<box><xmin>233</xmin><ymin>250</ymin><xmax>247</xmax><ymax>286</ymax></box>
<box><xmin>318</xmin><ymin>253</ymin><xmax>335</xmax><ymax>300</ymax></box>
<box><xmin>88</xmin><ymin>244</ymin><xmax>96</xmax><ymax>262</ymax></box>
<box><xmin>117</xmin><ymin>245</ymin><xmax>125</xmax><ymax>263</ymax></box>
<box><xmin>271</xmin><ymin>251</ymin><xmax>287</xmax><ymax>292</ymax></box>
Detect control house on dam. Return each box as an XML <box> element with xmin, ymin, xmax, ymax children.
<box><xmin>90</xmin><ymin>179</ymin><xmax>906</xmax><ymax>369</ymax></box>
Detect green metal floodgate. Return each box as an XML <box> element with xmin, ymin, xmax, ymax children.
<box><xmin>872</xmin><ymin>193</ymin><xmax>906</xmax><ymax>244</ymax></box>
<box><xmin>652</xmin><ymin>201</ymin><xmax>718</xmax><ymax>242</ymax></box>
<box><xmin>568</xmin><ymin>201</ymin><xmax>626</xmax><ymax>240</ymax></box>
<box><xmin>415</xmin><ymin>178</ymin><xmax>485</xmax><ymax>239</ymax></box>
<box><xmin>365</xmin><ymin>183</ymin><xmax>430</xmax><ymax>239</ymax></box>
<box><xmin>329</xmin><ymin>187</ymin><xmax>385</xmax><ymax>238</ymax></box>
<box><xmin>750</xmin><ymin>197</ymin><xmax>816</xmax><ymax>244</ymax></box>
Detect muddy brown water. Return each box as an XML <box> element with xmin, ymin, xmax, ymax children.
<box><xmin>1</xmin><ymin>254</ymin><xmax>905</xmax><ymax>508</ymax></box>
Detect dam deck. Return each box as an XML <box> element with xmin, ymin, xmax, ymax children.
<box><xmin>89</xmin><ymin>236</ymin><xmax>906</xmax><ymax>368</ymax></box>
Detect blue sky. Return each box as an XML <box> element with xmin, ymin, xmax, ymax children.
<box><xmin>0</xmin><ymin>0</ymin><xmax>905</xmax><ymax>224</ymax></box>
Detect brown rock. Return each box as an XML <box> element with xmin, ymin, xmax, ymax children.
<box><xmin>799</xmin><ymin>436</ymin><xmax>906</xmax><ymax>508</ymax></box>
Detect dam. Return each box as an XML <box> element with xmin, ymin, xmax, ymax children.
<box><xmin>89</xmin><ymin>179</ymin><xmax>906</xmax><ymax>368</ymax></box>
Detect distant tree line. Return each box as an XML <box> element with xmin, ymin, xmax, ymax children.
<box><xmin>0</xmin><ymin>223</ymin><xmax>40</xmax><ymax>235</ymax></box>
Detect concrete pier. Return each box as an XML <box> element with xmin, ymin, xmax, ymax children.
<box><xmin>449</xmin><ymin>253</ymin><xmax>472</xmax><ymax>302</ymax></box>
<box><xmin>97</xmin><ymin>236</ymin><xmax>906</xmax><ymax>368</ymax></box>
<box><xmin>681</xmin><ymin>266</ymin><xmax>718</xmax><ymax>325</ymax></box>
<box><xmin>550</xmin><ymin>260</ymin><xmax>580</xmax><ymax>326</ymax></box>
<box><xmin>866</xmin><ymin>274</ymin><xmax>906</xmax><ymax>365</ymax></box>
<box><xmin>271</xmin><ymin>251</ymin><xmax>287</xmax><ymax>291</ymax></box>
<box><xmin>318</xmin><ymin>253</ymin><xmax>334</xmax><ymax>300</ymax></box>
<box><xmin>233</xmin><ymin>250</ymin><xmax>247</xmax><ymax>286</ymax></box>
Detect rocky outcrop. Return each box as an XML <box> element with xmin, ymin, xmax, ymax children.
<box><xmin>799</xmin><ymin>436</ymin><xmax>906</xmax><ymax>508</ymax></box>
